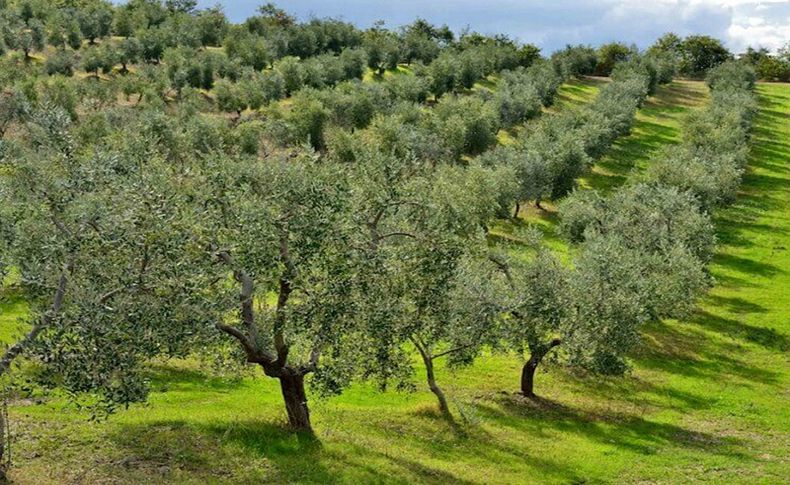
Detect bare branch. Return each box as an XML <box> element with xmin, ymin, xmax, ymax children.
<box><xmin>433</xmin><ymin>343</ymin><xmax>476</xmax><ymax>360</ymax></box>
<box><xmin>99</xmin><ymin>286</ymin><xmax>126</xmax><ymax>304</ymax></box>
<box><xmin>216</xmin><ymin>250</ymin><xmax>259</xmax><ymax>332</ymax></box>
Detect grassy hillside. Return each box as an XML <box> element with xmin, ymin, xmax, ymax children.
<box><xmin>2</xmin><ymin>81</ymin><xmax>789</xmax><ymax>484</ymax></box>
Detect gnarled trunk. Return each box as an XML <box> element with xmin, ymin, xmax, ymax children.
<box><xmin>278</xmin><ymin>370</ymin><xmax>312</xmax><ymax>432</ymax></box>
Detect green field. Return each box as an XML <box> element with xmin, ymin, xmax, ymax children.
<box><xmin>2</xmin><ymin>80</ymin><xmax>789</xmax><ymax>484</ymax></box>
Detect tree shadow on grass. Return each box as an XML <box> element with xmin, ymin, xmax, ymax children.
<box><xmin>705</xmin><ymin>294</ymin><xmax>768</xmax><ymax>314</ymax></box>
<box><xmin>489</xmin><ymin>211</ymin><xmax>565</xmax><ymax>250</ymax></box>
<box><xmin>107</xmin><ymin>419</ymin><xmax>333</xmax><ymax>483</ymax></box>
<box><xmin>691</xmin><ymin>309</ymin><xmax>789</xmax><ymax>351</ymax></box>
<box><xmin>479</xmin><ymin>393</ymin><xmax>747</xmax><ymax>459</ymax></box>
<box><xmin>110</xmin><ymin>415</ymin><xmax>578</xmax><ymax>484</ymax></box>
<box><xmin>391</xmin><ymin>406</ymin><xmax>593</xmax><ymax>483</ymax></box>
<box><xmin>636</xmin><ymin>321</ymin><xmax>781</xmax><ymax>386</ymax></box>
<box><xmin>650</xmin><ymin>82</ymin><xmax>708</xmax><ymax>109</ymax></box>
<box><xmin>712</xmin><ymin>252</ymin><xmax>785</xmax><ymax>279</ymax></box>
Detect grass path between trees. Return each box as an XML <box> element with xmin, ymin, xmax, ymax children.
<box><xmin>2</xmin><ymin>81</ymin><xmax>789</xmax><ymax>484</ymax></box>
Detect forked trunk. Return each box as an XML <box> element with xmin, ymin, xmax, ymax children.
<box><xmin>278</xmin><ymin>371</ymin><xmax>312</xmax><ymax>432</ymax></box>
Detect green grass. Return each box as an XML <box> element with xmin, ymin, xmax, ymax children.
<box><xmin>551</xmin><ymin>76</ymin><xmax>608</xmax><ymax>112</ymax></box>
<box><xmin>3</xmin><ymin>82</ymin><xmax>790</xmax><ymax>484</ymax></box>
<box><xmin>579</xmin><ymin>79</ymin><xmax>709</xmax><ymax>192</ymax></box>
<box><xmin>0</xmin><ymin>271</ymin><xmax>27</xmax><ymax>344</ymax></box>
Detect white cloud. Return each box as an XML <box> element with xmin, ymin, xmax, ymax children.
<box><xmin>728</xmin><ymin>19</ymin><xmax>790</xmax><ymax>51</ymax></box>
<box><xmin>601</xmin><ymin>0</ymin><xmax>790</xmax><ymax>52</ymax></box>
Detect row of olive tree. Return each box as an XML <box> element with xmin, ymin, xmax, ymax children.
<box><xmin>0</xmin><ymin>42</ymin><xmax>601</xmax><ymax>430</ymax></box>
<box><xmin>644</xmin><ymin>61</ymin><xmax>758</xmax><ymax>210</ymax></box>
<box><xmin>0</xmin><ymin>100</ymin><xmax>512</xmax><ymax>430</ymax></box>
<box><xmin>549</xmin><ymin>60</ymin><xmax>758</xmax><ymax>388</ymax></box>
<box><xmin>479</xmin><ymin>53</ymin><xmax>668</xmax><ymax>217</ymax></box>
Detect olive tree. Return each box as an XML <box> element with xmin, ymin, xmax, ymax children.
<box><xmin>346</xmin><ymin>143</ymin><xmax>514</xmax><ymax>418</ymax></box>
<box><xmin>476</xmin><ymin>145</ymin><xmax>550</xmax><ymax>217</ymax></box>
<box><xmin>557</xmin><ymin>184</ymin><xmax>714</xmax><ymax>374</ymax></box>
<box><xmin>82</xmin><ymin>44</ymin><xmax>118</xmax><ymax>77</ymax></box>
<box><xmin>552</xmin><ymin>45</ymin><xmax>597</xmax><ymax>78</ymax></box>
<box><xmin>494</xmin><ymin>81</ymin><xmax>541</xmax><ymax>127</ymax></box>
<box><xmin>430</xmin><ymin>95</ymin><xmax>500</xmax><ymax>158</ymax></box>
<box><xmin>118</xmin><ymin>37</ymin><xmax>142</xmax><ymax>73</ymax></box>
<box><xmin>363</xmin><ymin>23</ymin><xmax>400</xmax><ymax>75</ymax></box>
<box><xmin>0</xmin><ymin>105</ymin><xmax>203</xmax><ymax>473</ymax></box>
<box><xmin>44</xmin><ymin>49</ymin><xmax>76</xmax><ymax>76</ymax></box>
<box><xmin>77</xmin><ymin>4</ymin><xmax>113</xmax><ymax>45</ymax></box>
<box><xmin>47</xmin><ymin>12</ymin><xmax>83</xmax><ymax>51</ymax></box>
<box><xmin>4</xmin><ymin>17</ymin><xmax>45</xmax><ymax>61</ymax></box>
<box><xmin>184</xmin><ymin>149</ymin><xmax>357</xmax><ymax>432</ymax></box>
<box><xmin>706</xmin><ymin>60</ymin><xmax>756</xmax><ymax>91</ymax></box>
<box><xmin>213</xmin><ymin>78</ymin><xmax>247</xmax><ymax>117</ymax></box>
<box><xmin>490</xmin><ymin>246</ymin><xmax>570</xmax><ymax>397</ymax></box>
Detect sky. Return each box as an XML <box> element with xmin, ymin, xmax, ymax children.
<box><xmin>183</xmin><ymin>0</ymin><xmax>790</xmax><ymax>54</ymax></box>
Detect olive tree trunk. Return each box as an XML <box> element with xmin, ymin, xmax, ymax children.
<box><xmin>411</xmin><ymin>337</ymin><xmax>452</xmax><ymax>419</ymax></box>
<box><xmin>278</xmin><ymin>370</ymin><xmax>312</xmax><ymax>432</ymax></box>
<box><xmin>521</xmin><ymin>338</ymin><xmax>562</xmax><ymax>398</ymax></box>
<box><xmin>423</xmin><ymin>354</ymin><xmax>451</xmax><ymax>418</ymax></box>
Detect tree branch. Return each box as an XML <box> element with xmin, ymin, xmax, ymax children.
<box><xmin>274</xmin><ymin>231</ymin><xmax>295</xmax><ymax>368</ymax></box>
<box><xmin>409</xmin><ymin>335</ymin><xmax>432</xmax><ymax>362</ymax></box>
<box><xmin>433</xmin><ymin>343</ymin><xmax>476</xmax><ymax>360</ymax></box>
<box><xmin>0</xmin><ymin>262</ymin><xmax>71</xmax><ymax>377</ymax></box>
<box><xmin>488</xmin><ymin>253</ymin><xmax>515</xmax><ymax>289</ymax></box>
<box><xmin>99</xmin><ymin>286</ymin><xmax>126</xmax><ymax>305</ymax></box>
<box><xmin>215</xmin><ymin>249</ymin><xmax>268</xmax><ymax>364</ymax></box>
